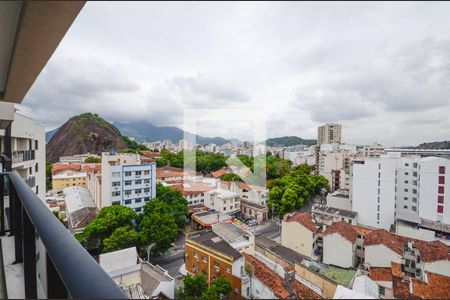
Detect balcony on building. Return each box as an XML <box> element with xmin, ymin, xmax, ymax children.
<box><xmin>0</xmin><ymin>1</ymin><xmax>127</xmax><ymax>298</ymax></box>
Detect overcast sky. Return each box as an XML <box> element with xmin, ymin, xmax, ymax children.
<box><xmin>18</xmin><ymin>2</ymin><xmax>450</xmax><ymax>146</ymax></box>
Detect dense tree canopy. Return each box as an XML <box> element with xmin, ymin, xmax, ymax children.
<box><xmin>177</xmin><ymin>274</ymin><xmax>232</xmax><ymax>299</ymax></box>
<box><xmin>102</xmin><ymin>225</ymin><xmax>142</xmax><ymax>253</ymax></box>
<box><xmin>153</xmin><ymin>183</ymin><xmax>188</xmax><ymax>228</ymax></box>
<box><xmin>46</xmin><ymin>162</ymin><xmax>52</xmax><ymax>191</ymax></box>
<box><xmin>84</xmin><ymin>156</ymin><xmax>101</xmax><ymax>163</ymax></box>
<box><xmin>77</xmin><ymin>205</ymin><xmax>137</xmax><ymax>254</ymax></box>
<box><xmin>267</xmin><ymin>164</ymin><xmax>329</xmax><ymax>217</ymax></box>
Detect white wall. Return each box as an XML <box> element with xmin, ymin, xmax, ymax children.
<box><xmin>323</xmin><ymin>233</ymin><xmax>355</xmax><ymax>268</ymax></box>
<box><xmin>281</xmin><ymin>221</ymin><xmax>313</xmax><ymax>257</ymax></box>
<box><xmin>351</xmin><ymin>158</ymin><xmax>396</xmax><ymax>230</ymax></box>
<box><xmin>245</xmin><ymin>276</ymin><xmax>277</xmax><ymax>299</ymax></box>
<box><xmin>424</xmin><ymin>260</ymin><xmax>450</xmax><ymax>277</ymax></box>
<box><xmin>365</xmin><ymin>245</ymin><xmax>402</xmax><ymax>268</ymax></box>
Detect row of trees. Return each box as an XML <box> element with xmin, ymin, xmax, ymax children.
<box><xmin>177</xmin><ymin>273</ymin><xmax>232</xmax><ymax>299</ymax></box>
<box><xmin>267</xmin><ymin>164</ymin><xmax>329</xmax><ymax>217</ymax></box>
<box><xmin>76</xmin><ymin>184</ymin><xmax>187</xmax><ymax>256</ymax></box>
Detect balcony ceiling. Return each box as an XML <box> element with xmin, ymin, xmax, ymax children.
<box><xmin>0</xmin><ymin>1</ymin><xmax>85</xmax><ymax>104</ymax></box>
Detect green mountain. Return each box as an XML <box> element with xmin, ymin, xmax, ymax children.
<box><xmin>416</xmin><ymin>141</ymin><xmax>450</xmax><ymax>149</ymax></box>
<box><xmin>113</xmin><ymin>121</ymin><xmax>233</xmax><ymax>146</ymax></box>
<box><xmin>46</xmin><ymin>113</ymin><xmax>128</xmax><ymax>163</ymax></box>
<box><xmin>264</xmin><ymin>136</ymin><xmax>316</xmax><ymax>147</ymax></box>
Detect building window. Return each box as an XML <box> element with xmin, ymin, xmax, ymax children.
<box><xmin>144</xmin><ymin>179</ymin><xmax>150</xmax><ymax>184</ymax></box>
<box><xmin>135</xmin><ymin>180</ymin><xmax>142</xmax><ymax>184</ymax></box>
<box><xmin>125</xmin><ymin>181</ymin><xmax>132</xmax><ymax>186</ymax></box>
<box><xmin>35</xmin><ymin>163</ymin><xmax>38</xmax><ymax>173</ymax></box>
<box><xmin>135</xmin><ymin>171</ymin><xmax>142</xmax><ymax>176</ymax></box>
<box><xmin>404</xmin><ymin>180</ymin><xmax>408</xmax><ymax>184</ymax></box>
<box><xmin>135</xmin><ymin>189</ymin><xmax>142</xmax><ymax>194</ymax></box>
<box><xmin>144</xmin><ymin>188</ymin><xmax>150</xmax><ymax>193</ymax></box>
<box><xmin>144</xmin><ymin>197</ymin><xmax>150</xmax><ymax>202</ymax></box>
<box><xmin>404</xmin><ymin>197</ymin><xmax>408</xmax><ymax>200</ymax></box>
<box><xmin>112</xmin><ymin>172</ymin><xmax>120</xmax><ymax>177</ymax></box>
<box><xmin>112</xmin><ymin>191</ymin><xmax>120</xmax><ymax>197</ymax></box>
<box><xmin>405</xmin><ymin>163</ymin><xmax>409</xmax><ymax>167</ymax></box>
<box><xmin>405</xmin><ymin>172</ymin><xmax>409</xmax><ymax>176</ymax></box>
<box><xmin>135</xmin><ymin>207</ymin><xmax>142</xmax><ymax>213</ymax></box>
<box><xmin>437</xmin><ymin>206</ymin><xmax>444</xmax><ymax>214</ymax></box>
<box><xmin>202</xmin><ymin>256</ymin><xmax>207</xmax><ymax>263</ymax></box>
<box><xmin>29</xmin><ymin>167</ymin><xmax>32</xmax><ymax>175</ymax></box>
<box><xmin>404</xmin><ymin>189</ymin><xmax>408</xmax><ymax>192</ymax></box>
<box><xmin>438</xmin><ymin>186</ymin><xmax>444</xmax><ymax>194</ymax></box>
<box><xmin>412</xmin><ymin>189</ymin><xmax>417</xmax><ymax>194</ymax></box>
<box><xmin>412</xmin><ymin>206</ymin><xmax>417</xmax><ymax>212</ymax></box>
<box><xmin>144</xmin><ymin>170</ymin><xmax>150</xmax><ymax>175</ymax></box>
<box><xmin>438</xmin><ymin>196</ymin><xmax>444</xmax><ymax>203</ymax></box>
<box><xmin>135</xmin><ymin>198</ymin><xmax>142</xmax><ymax>203</ymax></box>
<box><xmin>412</xmin><ymin>197</ymin><xmax>417</xmax><ymax>203</ymax></box>
<box><xmin>377</xmin><ymin>213</ymin><xmax>380</xmax><ymax>221</ymax></box>
<box><xmin>35</xmin><ymin>140</ymin><xmax>39</xmax><ymax>150</ymax></box>
<box><xmin>194</xmin><ymin>252</ymin><xmax>198</xmax><ymax>260</ymax></box>
<box><xmin>404</xmin><ymin>205</ymin><xmax>408</xmax><ymax>209</ymax></box>
<box><xmin>193</xmin><ymin>265</ymin><xmax>198</xmax><ymax>273</ymax></box>
<box><xmin>214</xmin><ymin>261</ymin><xmax>220</xmax><ymax>269</ymax></box>
<box><xmin>112</xmin><ymin>181</ymin><xmax>120</xmax><ymax>187</ymax></box>
<box><xmin>112</xmin><ymin>201</ymin><xmax>120</xmax><ymax>205</ymax></box>
<box><xmin>125</xmin><ymin>190</ymin><xmax>132</xmax><ymax>196</ymax></box>
<box><xmin>124</xmin><ymin>200</ymin><xmax>132</xmax><ymax>205</ymax></box>
<box><xmin>439</xmin><ymin>166</ymin><xmax>446</xmax><ymax>174</ymax></box>
<box><xmin>413</xmin><ymin>171</ymin><xmax>418</xmax><ymax>177</ymax></box>
<box><xmin>226</xmin><ymin>267</ymin><xmax>231</xmax><ymax>273</ymax></box>
<box><xmin>439</xmin><ymin>176</ymin><xmax>445</xmax><ymax>185</ymax></box>
<box><xmin>124</xmin><ymin>171</ymin><xmax>132</xmax><ymax>177</ymax></box>
<box><xmin>379</xmin><ymin>286</ymin><xmax>385</xmax><ymax>296</ymax></box>
<box><xmin>36</xmin><ymin>185</ymin><xmax>38</xmax><ymax>195</ymax></box>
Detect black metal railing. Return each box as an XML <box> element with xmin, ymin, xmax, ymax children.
<box><xmin>12</xmin><ymin>150</ymin><xmax>35</xmax><ymax>164</ymax></box>
<box><xmin>0</xmin><ymin>171</ymin><xmax>127</xmax><ymax>299</ymax></box>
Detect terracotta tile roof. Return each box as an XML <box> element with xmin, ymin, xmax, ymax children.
<box><xmin>52</xmin><ymin>163</ymin><xmax>82</xmax><ymax>175</ymax></box>
<box><xmin>353</xmin><ymin>225</ymin><xmax>373</xmax><ymax>237</ymax></box>
<box><xmin>81</xmin><ymin>164</ymin><xmax>101</xmax><ymax>173</ymax></box>
<box><xmin>323</xmin><ymin>221</ymin><xmax>358</xmax><ymax>243</ymax></box>
<box><xmin>365</xmin><ymin>230</ymin><xmax>450</xmax><ymax>262</ymax></box>
<box><xmin>244</xmin><ymin>253</ymin><xmax>290</xmax><ymax>299</ymax></box>
<box><xmin>391</xmin><ymin>262</ymin><xmax>450</xmax><ymax>299</ymax></box>
<box><xmin>286</xmin><ymin>212</ymin><xmax>317</xmax><ymax>232</ymax></box>
<box><xmin>364</xmin><ymin>229</ymin><xmax>404</xmax><ymax>255</ymax></box>
<box><xmin>171</xmin><ymin>181</ymin><xmax>214</xmax><ymax>196</ymax></box>
<box><xmin>140</xmin><ymin>151</ymin><xmax>161</xmax><ymax>158</ymax></box>
<box><xmin>211</xmin><ymin>168</ymin><xmax>227</xmax><ymax>178</ymax></box>
<box><xmin>369</xmin><ymin>268</ymin><xmax>393</xmax><ymax>282</ymax></box>
<box><xmin>410</xmin><ymin>240</ymin><xmax>449</xmax><ymax>263</ymax></box>
<box><xmin>291</xmin><ymin>279</ymin><xmax>322</xmax><ymax>299</ymax></box>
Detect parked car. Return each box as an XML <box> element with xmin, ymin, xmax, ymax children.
<box><xmin>246</xmin><ymin>219</ymin><xmax>258</xmax><ymax>227</ymax></box>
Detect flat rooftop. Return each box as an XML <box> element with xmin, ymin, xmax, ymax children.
<box><xmin>187</xmin><ymin>230</ymin><xmax>242</xmax><ymax>260</ymax></box>
<box><xmin>312</xmin><ymin>204</ymin><xmax>357</xmax><ymax>219</ymax></box>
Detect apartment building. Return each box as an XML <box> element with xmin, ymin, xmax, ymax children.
<box><xmin>59</xmin><ymin>153</ymin><xmax>100</xmax><ymax>164</ymax></box>
<box><xmin>351</xmin><ymin>154</ymin><xmax>450</xmax><ymax>230</ymax></box>
<box><xmin>212</xmin><ymin>221</ymin><xmax>255</xmax><ymax>254</ymax></box>
<box><xmin>361</xmin><ymin>143</ymin><xmax>385</xmax><ymax>158</ymax></box>
<box><xmin>0</xmin><ymin>111</ymin><xmax>45</xmax><ymax>199</ymax></box>
<box><xmin>52</xmin><ymin>170</ymin><xmax>87</xmax><ymax>190</ymax></box>
<box><xmin>100</xmin><ymin>152</ymin><xmax>156</xmax><ymax>213</ymax></box>
<box><xmin>317</xmin><ymin>123</ymin><xmax>342</xmax><ymax>145</ymax></box>
<box><xmin>185</xmin><ymin>230</ymin><xmax>245</xmax><ymax>297</ymax></box>
<box><xmin>204</xmin><ymin>189</ymin><xmax>241</xmax><ymax>216</ymax></box>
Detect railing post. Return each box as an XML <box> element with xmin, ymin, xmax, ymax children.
<box><xmin>12</xmin><ymin>186</ymin><xmax>23</xmax><ymax>263</ymax></box>
<box><xmin>23</xmin><ymin>207</ymin><xmax>37</xmax><ymax>298</ymax></box>
<box><xmin>46</xmin><ymin>253</ymin><xmax>67</xmax><ymax>299</ymax></box>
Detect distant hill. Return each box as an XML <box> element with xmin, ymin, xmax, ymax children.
<box><xmin>46</xmin><ymin>113</ymin><xmax>128</xmax><ymax>163</ymax></box>
<box><xmin>264</xmin><ymin>136</ymin><xmax>316</xmax><ymax>147</ymax></box>
<box><xmin>113</xmin><ymin>121</ymin><xmax>233</xmax><ymax>146</ymax></box>
<box><xmin>45</xmin><ymin>128</ymin><xmax>58</xmax><ymax>142</ymax></box>
<box><xmin>416</xmin><ymin>141</ymin><xmax>450</xmax><ymax>149</ymax></box>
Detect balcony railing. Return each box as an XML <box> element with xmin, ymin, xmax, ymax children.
<box><xmin>0</xmin><ymin>171</ymin><xmax>127</xmax><ymax>299</ymax></box>
<box><xmin>12</xmin><ymin>150</ymin><xmax>35</xmax><ymax>164</ymax></box>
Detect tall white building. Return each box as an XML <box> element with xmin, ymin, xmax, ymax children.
<box><xmin>351</xmin><ymin>154</ymin><xmax>450</xmax><ymax>230</ymax></box>
<box><xmin>317</xmin><ymin>123</ymin><xmax>342</xmax><ymax>145</ymax></box>
<box><xmin>100</xmin><ymin>152</ymin><xmax>156</xmax><ymax>213</ymax></box>
<box><xmin>0</xmin><ymin>110</ymin><xmax>45</xmax><ymax>199</ymax></box>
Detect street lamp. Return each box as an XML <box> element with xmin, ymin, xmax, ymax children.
<box><xmin>146</xmin><ymin>243</ymin><xmax>156</xmax><ymax>262</ymax></box>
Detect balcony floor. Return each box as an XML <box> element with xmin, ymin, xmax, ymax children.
<box><xmin>1</xmin><ymin>235</ymin><xmax>24</xmax><ymax>299</ymax></box>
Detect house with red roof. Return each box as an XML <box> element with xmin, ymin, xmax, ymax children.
<box><xmin>281</xmin><ymin>212</ymin><xmax>321</xmax><ymax>259</ymax></box>
<box><xmin>323</xmin><ymin>221</ymin><xmax>358</xmax><ymax>268</ymax></box>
